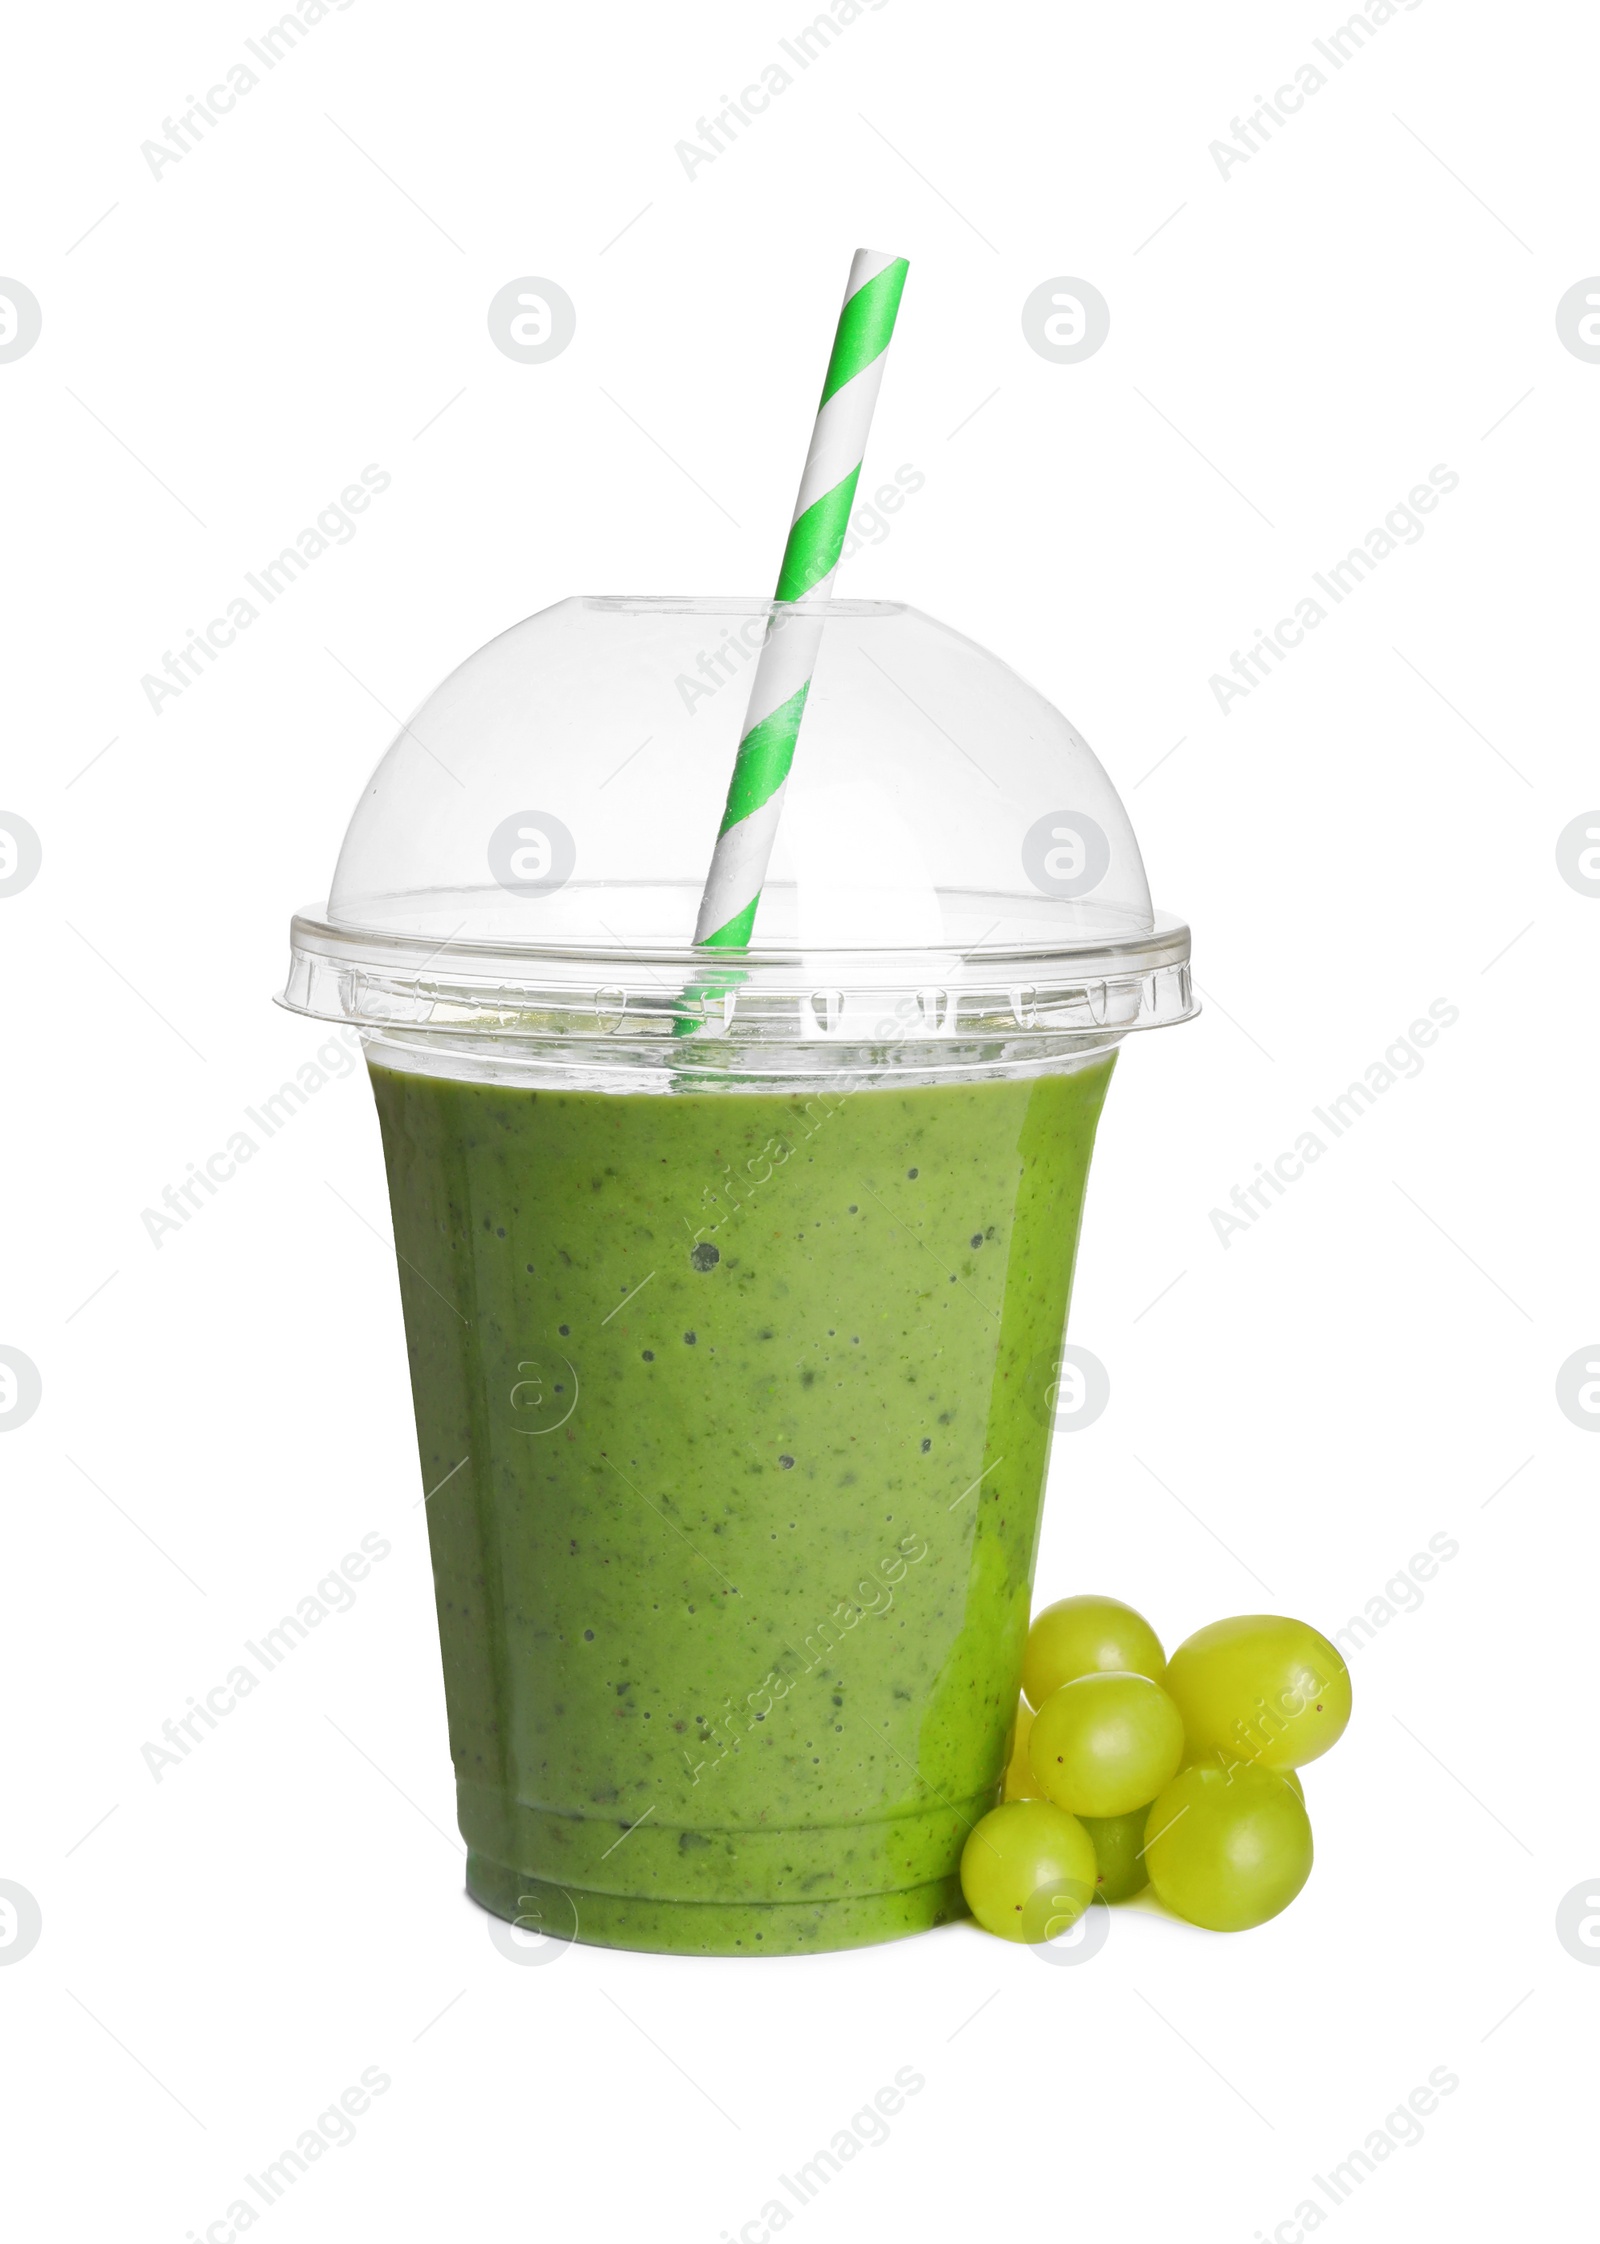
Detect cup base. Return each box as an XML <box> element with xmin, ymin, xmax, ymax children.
<box><xmin>467</xmin><ymin>1850</ymin><xmax>969</xmax><ymax>1957</ymax></box>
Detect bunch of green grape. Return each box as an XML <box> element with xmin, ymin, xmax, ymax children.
<box><xmin>961</xmin><ymin>1597</ymin><xmax>1350</xmax><ymax>1943</ymax></box>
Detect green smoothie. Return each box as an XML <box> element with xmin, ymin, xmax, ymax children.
<box><xmin>369</xmin><ymin>1051</ymin><xmax>1115</xmax><ymax>1954</ymax></box>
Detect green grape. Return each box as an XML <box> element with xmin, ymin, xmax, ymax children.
<box><xmin>960</xmin><ymin>1800</ymin><xmax>1100</xmax><ymax>1943</ymax></box>
<box><xmin>1081</xmin><ymin>1808</ymin><xmax>1150</xmax><ymax>1902</ymax></box>
<box><xmin>1001</xmin><ymin>1699</ymin><xmax>1044</xmax><ymax>1802</ymax></box>
<box><xmin>1182</xmin><ymin>1746</ymin><xmax>1304</xmax><ymax>1805</ymax></box>
<box><xmin>1023</xmin><ymin>1594</ymin><xmax>1166</xmax><ymax>1707</ymax></box>
<box><xmin>1144</xmin><ymin>1762</ymin><xmax>1313</xmax><ymax>1930</ymax></box>
<box><xmin>1028</xmin><ymin>1671</ymin><xmax>1185</xmax><ymax>1817</ymax></box>
<box><xmin>1164</xmin><ymin>1614</ymin><xmax>1352</xmax><ymax>1771</ymax></box>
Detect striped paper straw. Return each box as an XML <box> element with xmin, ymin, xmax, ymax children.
<box><xmin>690</xmin><ymin>247</ymin><xmax>909</xmax><ymax>951</ymax></box>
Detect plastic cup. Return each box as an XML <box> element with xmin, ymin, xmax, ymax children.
<box><xmin>283</xmin><ymin>596</ymin><xmax>1193</xmax><ymax>1954</ymax></box>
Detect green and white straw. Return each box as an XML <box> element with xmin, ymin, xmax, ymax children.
<box><xmin>690</xmin><ymin>247</ymin><xmax>910</xmax><ymax>951</ymax></box>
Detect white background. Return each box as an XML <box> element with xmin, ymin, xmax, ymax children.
<box><xmin>3</xmin><ymin>1</ymin><xmax>1596</xmax><ymax>2237</ymax></box>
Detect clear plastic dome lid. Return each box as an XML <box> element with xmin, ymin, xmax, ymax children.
<box><xmin>282</xmin><ymin>597</ymin><xmax>1193</xmax><ymax>1066</ymax></box>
